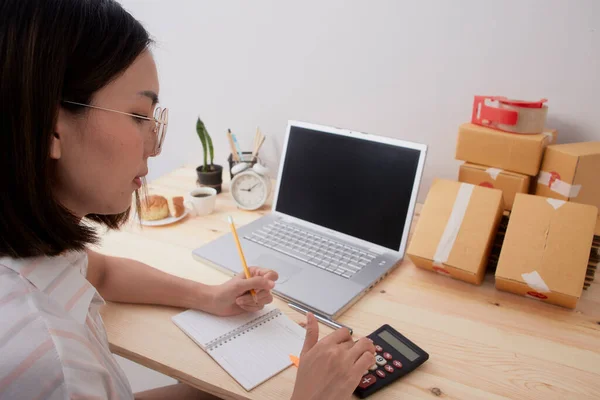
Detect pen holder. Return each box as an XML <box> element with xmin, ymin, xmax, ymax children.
<box><xmin>227</xmin><ymin>152</ymin><xmax>261</xmax><ymax>179</ymax></box>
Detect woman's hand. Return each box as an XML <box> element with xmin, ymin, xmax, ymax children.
<box><xmin>207</xmin><ymin>267</ymin><xmax>278</xmax><ymax>317</ymax></box>
<box><xmin>291</xmin><ymin>313</ymin><xmax>376</xmax><ymax>400</ymax></box>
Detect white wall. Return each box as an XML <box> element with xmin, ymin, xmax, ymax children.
<box><xmin>121</xmin><ymin>0</ymin><xmax>599</xmax><ymax>201</ymax></box>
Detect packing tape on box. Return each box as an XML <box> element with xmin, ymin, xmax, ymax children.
<box><xmin>546</xmin><ymin>198</ymin><xmax>566</xmax><ymax>210</ymax></box>
<box><xmin>486</xmin><ymin>168</ymin><xmax>503</xmax><ymax>180</ymax></box>
<box><xmin>522</xmin><ymin>271</ymin><xmax>551</xmax><ymax>293</ymax></box>
<box><xmin>542</xmin><ymin>131</ymin><xmax>553</xmax><ymax>146</ymax></box>
<box><xmin>538</xmin><ymin>171</ymin><xmax>582</xmax><ymax>198</ymax></box>
<box><xmin>522</xmin><ymin>271</ymin><xmax>551</xmax><ymax>300</ymax></box>
<box><xmin>433</xmin><ymin>183</ymin><xmax>474</xmax><ymax>266</ymax></box>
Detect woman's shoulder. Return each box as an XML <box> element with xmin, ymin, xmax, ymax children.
<box><xmin>0</xmin><ymin>262</ymin><xmax>111</xmax><ymax>399</ymax></box>
<box><xmin>0</xmin><ymin>268</ymin><xmax>68</xmax><ymax>398</ymax></box>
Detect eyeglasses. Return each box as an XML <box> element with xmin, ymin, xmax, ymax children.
<box><xmin>62</xmin><ymin>100</ymin><xmax>169</xmax><ymax>156</ymax></box>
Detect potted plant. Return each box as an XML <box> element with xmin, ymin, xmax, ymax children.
<box><xmin>196</xmin><ymin>117</ymin><xmax>223</xmax><ymax>193</ymax></box>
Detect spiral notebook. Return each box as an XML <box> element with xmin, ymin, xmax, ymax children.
<box><xmin>172</xmin><ymin>305</ymin><xmax>305</xmax><ymax>391</ymax></box>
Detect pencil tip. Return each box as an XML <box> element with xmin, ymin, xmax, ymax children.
<box><xmin>228</xmin><ymin>215</ymin><xmax>233</xmax><ymax>224</ymax></box>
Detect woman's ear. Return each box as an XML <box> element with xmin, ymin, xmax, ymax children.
<box><xmin>52</xmin><ymin>107</ymin><xmax>72</xmax><ymax>160</ymax></box>
<box><xmin>50</xmin><ymin>132</ymin><xmax>61</xmax><ymax>160</ymax></box>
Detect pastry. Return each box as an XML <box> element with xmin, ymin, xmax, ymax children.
<box><xmin>168</xmin><ymin>196</ymin><xmax>185</xmax><ymax>218</ymax></box>
<box><xmin>140</xmin><ymin>195</ymin><xmax>169</xmax><ymax>221</ymax></box>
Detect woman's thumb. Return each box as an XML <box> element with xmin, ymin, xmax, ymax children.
<box><xmin>300</xmin><ymin>313</ymin><xmax>318</xmax><ymax>357</ymax></box>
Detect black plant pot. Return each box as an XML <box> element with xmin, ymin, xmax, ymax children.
<box><xmin>196</xmin><ymin>164</ymin><xmax>223</xmax><ymax>194</ymax></box>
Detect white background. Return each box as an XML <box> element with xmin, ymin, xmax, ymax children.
<box><xmin>120</xmin><ymin>0</ymin><xmax>599</xmax><ymax>201</ymax></box>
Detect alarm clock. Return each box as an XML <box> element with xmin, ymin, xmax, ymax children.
<box><xmin>230</xmin><ymin>164</ymin><xmax>271</xmax><ymax>210</ymax></box>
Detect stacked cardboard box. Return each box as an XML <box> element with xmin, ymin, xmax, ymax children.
<box><xmin>534</xmin><ymin>141</ymin><xmax>600</xmax><ymax>227</ymax></box>
<box><xmin>495</xmin><ymin>194</ymin><xmax>596</xmax><ymax>308</ymax></box>
<box><xmin>455</xmin><ymin>123</ymin><xmax>552</xmax><ymax>210</ymax></box>
<box><xmin>459</xmin><ymin>164</ymin><xmax>529</xmax><ymax>211</ymax></box>
<box><xmin>533</xmin><ymin>141</ymin><xmax>600</xmax><ymax>291</ymax></box>
<box><xmin>407</xmin><ymin>179</ymin><xmax>504</xmax><ymax>285</ymax></box>
<box><xmin>407</xmin><ymin>98</ymin><xmax>597</xmax><ymax>308</ymax></box>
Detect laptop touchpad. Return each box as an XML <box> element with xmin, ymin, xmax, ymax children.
<box><xmin>251</xmin><ymin>254</ymin><xmax>302</xmax><ymax>284</ymax></box>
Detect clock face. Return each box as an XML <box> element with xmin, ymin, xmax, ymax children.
<box><xmin>231</xmin><ymin>172</ymin><xmax>268</xmax><ymax>210</ymax></box>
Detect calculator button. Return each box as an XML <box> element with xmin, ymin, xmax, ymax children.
<box><xmin>383</xmin><ymin>352</ymin><xmax>393</xmax><ymax>360</ymax></box>
<box><xmin>384</xmin><ymin>364</ymin><xmax>394</xmax><ymax>373</ymax></box>
<box><xmin>375</xmin><ymin>345</ymin><xmax>383</xmax><ymax>352</ymax></box>
<box><xmin>375</xmin><ymin>355</ymin><xmax>387</xmax><ymax>366</ymax></box>
<box><xmin>376</xmin><ymin>370</ymin><xmax>386</xmax><ymax>378</ymax></box>
<box><xmin>369</xmin><ymin>363</ymin><xmax>378</xmax><ymax>371</ymax></box>
<box><xmin>358</xmin><ymin>374</ymin><xmax>377</xmax><ymax>389</ymax></box>
<box><xmin>393</xmin><ymin>360</ymin><xmax>403</xmax><ymax>368</ymax></box>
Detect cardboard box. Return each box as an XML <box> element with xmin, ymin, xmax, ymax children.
<box><xmin>458</xmin><ymin>163</ymin><xmax>530</xmax><ymax>210</ymax></box>
<box><xmin>407</xmin><ymin>179</ymin><xmax>504</xmax><ymax>285</ymax></box>
<box><xmin>456</xmin><ymin>123</ymin><xmax>548</xmax><ymax>176</ymax></box>
<box><xmin>528</xmin><ymin>128</ymin><xmax>557</xmax><ymax>194</ymax></box>
<box><xmin>495</xmin><ymin>194</ymin><xmax>597</xmax><ymax>309</ymax></box>
<box><xmin>534</xmin><ymin>142</ymin><xmax>600</xmax><ymax>214</ymax></box>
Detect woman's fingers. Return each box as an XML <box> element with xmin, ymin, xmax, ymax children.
<box><xmin>236</xmin><ymin>291</ymin><xmax>273</xmax><ymax>307</ymax></box>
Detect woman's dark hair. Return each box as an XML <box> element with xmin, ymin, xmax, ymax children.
<box><xmin>0</xmin><ymin>0</ymin><xmax>152</xmax><ymax>258</ymax></box>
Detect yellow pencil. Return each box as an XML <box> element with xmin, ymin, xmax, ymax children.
<box><xmin>228</xmin><ymin>216</ymin><xmax>258</xmax><ymax>304</ymax></box>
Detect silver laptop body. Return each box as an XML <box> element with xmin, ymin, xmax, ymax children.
<box><xmin>193</xmin><ymin>120</ymin><xmax>427</xmax><ymax>319</ymax></box>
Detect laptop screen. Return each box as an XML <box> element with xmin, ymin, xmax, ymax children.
<box><xmin>275</xmin><ymin>125</ymin><xmax>423</xmax><ymax>251</ymax></box>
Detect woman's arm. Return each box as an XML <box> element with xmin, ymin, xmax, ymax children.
<box><xmin>86</xmin><ymin>248</ymin><xmax>215</xmax><ymax>310</ymax></box>
<box><xmin>85</xmin><ymin>248</ymin><xmax>277</xmax><ymax>316</ymax></box>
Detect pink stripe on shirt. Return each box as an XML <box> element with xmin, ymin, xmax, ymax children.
<box><xmin>0</xmin><ymin>288</ymin><xmax>29</xmax><ymax>307</ymax></box>
<box><xmin>65</xmin><ymin>283</ymin><xmax>91</xmax><ymax>311</ymax></box>
<box><xmin>31</xmin><ymin>373</ymin><xmax>64</xmax><ymax>400</ymax></box>
<box><xmin>20</xmin><ymin>259</ymin><xmax>42</xmax><ymax>278</ymax></box>
<box><xmin>0</xmin><ymin>338</ymin><xmax>54</xmax><ymax>393</ymax></box>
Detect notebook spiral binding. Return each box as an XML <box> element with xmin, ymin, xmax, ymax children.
<box><xmin>206</xmin><ymin>309</ymin><xmax>282</xmax><ymax>351</ymax></box>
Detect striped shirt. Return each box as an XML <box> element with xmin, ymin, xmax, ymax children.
<box><xmin>0</xmin><ymin>251</ymin><xmax>133</xmax><ymax>400</ymax></box>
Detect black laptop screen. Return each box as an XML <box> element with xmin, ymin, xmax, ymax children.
<box><xmin>274</xmin><ymin>125</ymin><xmax>423</xmax><ymax>251</ymax></box>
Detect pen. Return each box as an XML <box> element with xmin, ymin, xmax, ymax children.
<box><xmin>288</xmin><ymin>302</ymin><xmax>353</xmax><ymax>335</ymax></box>
<box><xmin>228</xmin><ymin>216</ymin><xmax>258</xmax><ymax>304</ymax></box>
<box><xmin>231</xmin><ymin>133</ymin><xmax>244</xmax><ymax>161</ymax></box>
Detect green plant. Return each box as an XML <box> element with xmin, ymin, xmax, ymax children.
<box><xmin>196</xmin><ymin>116</ymin><xmax>214</xmax><ymax>172</ymax></box>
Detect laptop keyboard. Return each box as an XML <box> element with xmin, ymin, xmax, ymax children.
<box><xmin>244</xmin><ymin>221</ymin><xmax>376</xmax><ymax>279</ymax></box>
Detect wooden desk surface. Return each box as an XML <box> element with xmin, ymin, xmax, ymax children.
<box><xmin>98</xmin><ymin>166</ymin><xmax>600</xmax><ymax>400</ymax></box>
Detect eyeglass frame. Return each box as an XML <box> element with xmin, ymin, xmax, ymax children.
<box><xmin>61</xmin><ymin>100</ymin><xmax>169</xmax><ymax>156</ymax></box>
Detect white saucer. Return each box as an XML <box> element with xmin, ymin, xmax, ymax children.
<box><xmin>139</xmin><ymin>209</ymin><xmax>189</xmax><ymax>227</ymax></box>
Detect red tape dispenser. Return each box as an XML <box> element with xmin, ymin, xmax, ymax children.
<box><xmin>471</xmin><ymin>96</ymin><xmax>548</xmax><ymax>134</ymax></box>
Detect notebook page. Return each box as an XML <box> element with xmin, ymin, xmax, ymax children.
<box><xmin>208</xmin><ymin>310</ymin><xmax>306</xmax><ymax>391</ymax></box>
<box><xmin>172</xmin><ymin>305</ymin><xmax>275</xmax><ymax>348</ymax></box>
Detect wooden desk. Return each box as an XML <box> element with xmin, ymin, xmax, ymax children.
<box><xmin>98</xmin><ymin>166</ymin><xmax>600</xmax><ymax>400</ymax></box>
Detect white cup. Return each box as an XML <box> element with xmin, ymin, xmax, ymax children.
<box><xmin>185</xmin><ymin>187</ymin><xmax>217</xmax><ymax>216</ymax></box>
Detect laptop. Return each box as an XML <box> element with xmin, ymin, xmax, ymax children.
<box><xmin>193</xmin><ymin>121</ymin><xmax>427</xmax><ymax>319</ymax></box>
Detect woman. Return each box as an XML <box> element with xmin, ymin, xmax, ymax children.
<box><xmin>0</xmin><ymin>1</ymin><xmax>376</xmax><ymax>399</ymax></box>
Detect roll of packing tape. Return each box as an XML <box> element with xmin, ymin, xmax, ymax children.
<box><xmin>471</xmin><ymin>96</ymin><xmax>548</xmax><ymax>134</ymax></box>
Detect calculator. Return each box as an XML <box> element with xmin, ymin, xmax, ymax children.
<box><xmin>354</xmin><ymin>324</ymin><xmax>429</xmax><ymax>398</ymax></box>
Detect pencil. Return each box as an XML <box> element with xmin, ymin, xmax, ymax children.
<box><xmin>254</xmin><ymin>136</ymin><xmax>266</xmax><ymax>157</ymax></box>
<box><xmin>228</xmin><ymin>216</ymin><xmax>258</xmax><ymax>304</ymax></box>
<box><xmin>253</xmin><ymin>126</ymin><xmax>260</xmax><ymax>159</ymax></box>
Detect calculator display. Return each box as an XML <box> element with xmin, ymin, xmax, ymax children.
<box><xmin>378</xmin><ymin>331</ymin><xmax>419</xmax><ymax>361</ymax></box>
